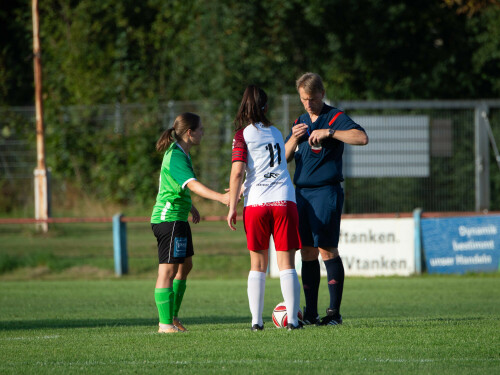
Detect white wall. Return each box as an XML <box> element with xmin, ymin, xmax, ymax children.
<box><xmin>269</xmin><ymin>217</ymin><xmax>415</xmax><ymax>277</ymax></box>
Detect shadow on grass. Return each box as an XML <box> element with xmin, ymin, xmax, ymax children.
<box><xmin>0</xmin><ymin>316</ymin><xmax>250</xmax><ymax>331</ymax></box>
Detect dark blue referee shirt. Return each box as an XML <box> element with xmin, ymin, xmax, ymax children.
<box><xmin>285</xmin><ymin>104</ymin><xmax>365</xmax><ymax>188</ymax></box>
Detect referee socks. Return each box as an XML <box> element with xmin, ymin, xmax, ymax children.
<box><xmin>301</xmin><ymin>259</ymin><xmax>320</xmax><ymax>319</ymax></box>
<box><xmin>324</xmin><ymin>256</ymin><xmax>344</xmax><ymax>315</ymax></box>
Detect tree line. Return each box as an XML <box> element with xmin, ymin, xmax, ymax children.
<box><xmin>1</xmin><ymin>0</ymin><xmax>499</xmax><ymax>107</ymax></box>
<box><xmin>0</xmin><ymin>0</ymin><xmax>499</xmax><ymax>212</ymax></box>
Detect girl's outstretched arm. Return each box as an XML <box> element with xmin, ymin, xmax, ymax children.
<box><xmin>186</xmin><ymin>180</ymin><xmax>230</xmax><ymax>206</ymax></box>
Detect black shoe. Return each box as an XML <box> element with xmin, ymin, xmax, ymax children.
<box><xmin>303</xmin><ymin>315</ymin><xmax>320</xmax><ymax>325</ymax></box>
<box><xmin>287</xmin><ymin>321</ymin><xmax>304</xmax><ymax>330</ymax></box>
<box><xmin>302</xmin><ymin>306</ymin><xmax>321</xmax><ymax>326</ymax></box>
<box><xmin>251</xmin><ymin>324</ymin><xmax>264</xmax><ymax>331</ymax></box>
<box><xmin>319</xmin><ymin>308</ymin><xmax>343</xmax><ymax>326</ymax></box>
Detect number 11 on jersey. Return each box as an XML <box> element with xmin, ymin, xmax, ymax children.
<box><xmin>265</xmin><ymin>143</ymin><xmax>281</xmax><ymax>167</ymax></box>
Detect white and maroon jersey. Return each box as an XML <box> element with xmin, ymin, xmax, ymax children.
<box><xmin>232</xmin><ymin>122</ymin><xmax>295</xmax><ymax>207</ymax></box>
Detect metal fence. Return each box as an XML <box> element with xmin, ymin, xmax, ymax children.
<box><xmin>1</xmin><ymin>98</ymin><xmax>499</xmax><ymax>214</ymax></box>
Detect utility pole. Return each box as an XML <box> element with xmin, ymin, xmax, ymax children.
<box><xmin>32</xmin><ymin>0</ymin><xmax>50</xmax><ymax>232</ymax></box>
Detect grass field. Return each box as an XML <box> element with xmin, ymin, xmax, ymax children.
<box><xmin>1</xmin><ymin>220</ymin><xmax>500</xmax><ymax>373</ymax></box>
<box><xmin>1</xmin><ymin>276</ymin><xmax>499</xmax><ymax>374</ymax></box>
<box><xmin>0</xmin><ymin>221</ymin><xmax>249</xmax><ymax>279</ymax></box>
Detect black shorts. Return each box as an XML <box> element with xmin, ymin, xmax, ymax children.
<box><xmin>151</xmin><ymin>221</ymin><xmax>194</xmax><ymax>264</ymax></box>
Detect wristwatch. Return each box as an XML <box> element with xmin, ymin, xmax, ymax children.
<box><xmin>329</xmin><ymin>128</ymin><xmax>336</xmax><ymax>138</ymax></box>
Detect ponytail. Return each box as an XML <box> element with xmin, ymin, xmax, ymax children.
<box><xmin>156</xmin><ymin>112</ymin><xmax>201</xmax><ymax>153</ymax></box>
<box><xmin>156</xmin><ymin>128</ymin><xmax>175</xmax><ymax>153</ymax></box>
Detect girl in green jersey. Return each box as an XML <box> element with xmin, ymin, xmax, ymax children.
<box><xmin>151</xmin><ymin>112</ymin><xmax>229</xmax><ymax>333</ymax></box>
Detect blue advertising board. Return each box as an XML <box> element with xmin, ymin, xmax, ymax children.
<box><xmin>421</xmin><ymin>215</ymin><xmax>500</xmax><ymax>274</ymax></box>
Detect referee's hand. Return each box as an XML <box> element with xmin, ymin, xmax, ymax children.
<box><xmin>292</xmin><ymin>123</ymin><xmax>308</xmax><ymax>140</ymax></box>
<box><xmin>308</xmin><ymin>128</ymin><xmax>329</xmax><ymax>146</ymax></box>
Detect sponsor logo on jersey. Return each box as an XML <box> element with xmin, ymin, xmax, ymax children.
<box><xmin>264</xmin><ymin>172</ymin><xmax>279</xmax><ymax>179</ymax></box>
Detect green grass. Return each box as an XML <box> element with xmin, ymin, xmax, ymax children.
<box><xmin>1</xmin><ymin>218</ymin><xmax>499</xmax><ymax>373</ymax></box>
<box><xmin>0</xmin><ymin>221</ymin><xmax>249</xmax><ymax>279</ymax></box>
<box><xmin>1</xmin><ymin>276</ymin><xmax>499</xmax><ymax>374</ymax></box>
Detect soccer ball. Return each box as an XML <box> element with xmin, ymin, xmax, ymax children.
<box><xmin>272</xmin><ymin>302</ymin><xmax>303</xmax><ymax>328</ymax></box>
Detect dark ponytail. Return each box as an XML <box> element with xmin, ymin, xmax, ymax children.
<box><xmin>234</xmin><ymin>85</ymin><xmax>271</xmax><ymax>131</ymax></box>
<box><xmin>156</xmin><ymin>128</ymin><xmax>176</xmax><ymax>153</ymax></box>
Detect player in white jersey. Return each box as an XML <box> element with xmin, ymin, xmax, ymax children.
<box><xmin>227</xmin><ymin>85</ymin><xmax>303</xmax><ymax>330</ymax></box>
<box><xmin>233</xmin><ymin>123</ymin><xmax>296</xmax><ymax>207</ymax></box>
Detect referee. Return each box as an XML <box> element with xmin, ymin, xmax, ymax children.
<box><xmin>285</xmin><ymin>73</ymin><xmax>369</xmax><ymax>325</ymax></box>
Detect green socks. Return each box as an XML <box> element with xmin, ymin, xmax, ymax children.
<box><xmin>155</xmin><ymin>288</ymin><xmax>174</xmax><ymax>324</ymax></box>
<box><xmin>173</xmin><ymin>279</ymin><xmax>187</xmax><ymax>318</ymax></box>
<box><xmin>155</xmin><ymin>280</ymin><xmax>187</xmax><ymax>324</ymax></box>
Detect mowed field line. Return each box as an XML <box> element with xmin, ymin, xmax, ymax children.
<box><xmin>4</xmin><ymin>358</ymin><xmax>500</xmax><ymax>367</ymax></box>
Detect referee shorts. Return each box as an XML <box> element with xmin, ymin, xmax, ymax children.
<box><xmin>296</xmin><ymin>184</ymin><xmax>344</xmax><ymax>249</ymax></box>
<box><xmin>151</xmin><ymin>221</ymin><xmax>194</xmax><ymax>264</ymax></box>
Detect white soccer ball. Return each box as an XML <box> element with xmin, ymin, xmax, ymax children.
<box><xmin>272</xmin><ymin>302</ymin><xmax>303</xmax><ymax>328</ymax></box>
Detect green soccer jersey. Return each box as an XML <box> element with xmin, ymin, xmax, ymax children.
<box><xmin>151</xmin><ymin>143</ymin><xmax>196</xmax><ymax>223</ymax></box>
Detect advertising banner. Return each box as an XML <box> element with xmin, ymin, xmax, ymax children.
<box><xmin>421</xmin><ymin>215</ymin><xmax>500</xmax><ymax>274</ymax></box>
<box><xmin>269</xmin><ymin>218</ymin><xmax>415</xmax><ymax>277</ymax></box>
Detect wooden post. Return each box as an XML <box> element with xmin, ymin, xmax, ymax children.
<box><xmin>32</xmin><ymin>0</ymin><xmax>49</xmax><ymax>232</ymax></box>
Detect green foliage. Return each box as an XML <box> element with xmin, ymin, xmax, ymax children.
<box><xmin>0</xmin><ymin>108</ymin><xmax>36</xmax><ymax>214</ymax></box>
<box><xmin>2</xmin><ymin>0</ymin><xmax>500</xmax><ymax>107</ymax></box>
<box><xmin>469</xmin><ymin>7</ymin><xmax>500</xmax><ymax>94</ymax></box>
<box><xmin>489</xmin><ymin>109</ymin><xmax>500</xmax><ymax>209</ymax></box>
<box><xmin>0</xmin><ymin>0</ymin><xmax>33</xmax><ymax>105</ymax></box>
<box><xmin>0</xmin><ymin>254</ymin><xmax>20</xmax><ymax>273</ymax></box>
<box><xmin>42</xmin><ymin>103</ymin><xmax>162</xmax><ymax>205</ymax></box>
<box><xmin>317</xmin><ymin>0</ymin><xmax>496</xmax><ymax>99</ymax></box>
<box><xmin>1</xmin><ymin>0</ymin><xmax>500</xmax><ymax>211</ymax></box>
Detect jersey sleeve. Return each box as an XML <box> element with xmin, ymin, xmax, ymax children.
<box><xmin>330</xmin><ymin>112</ymin><xmax>366</xmax><ymax>133</ymax></box>
<box><xmin>169</xmin><ymin>150</ymin><xmax>196</xmax><ymax>189</ymax></box>
<box><xmin>232</xmin><ymin>129</ymin><xmax>248</xmax><ymax>163</ymax></box>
